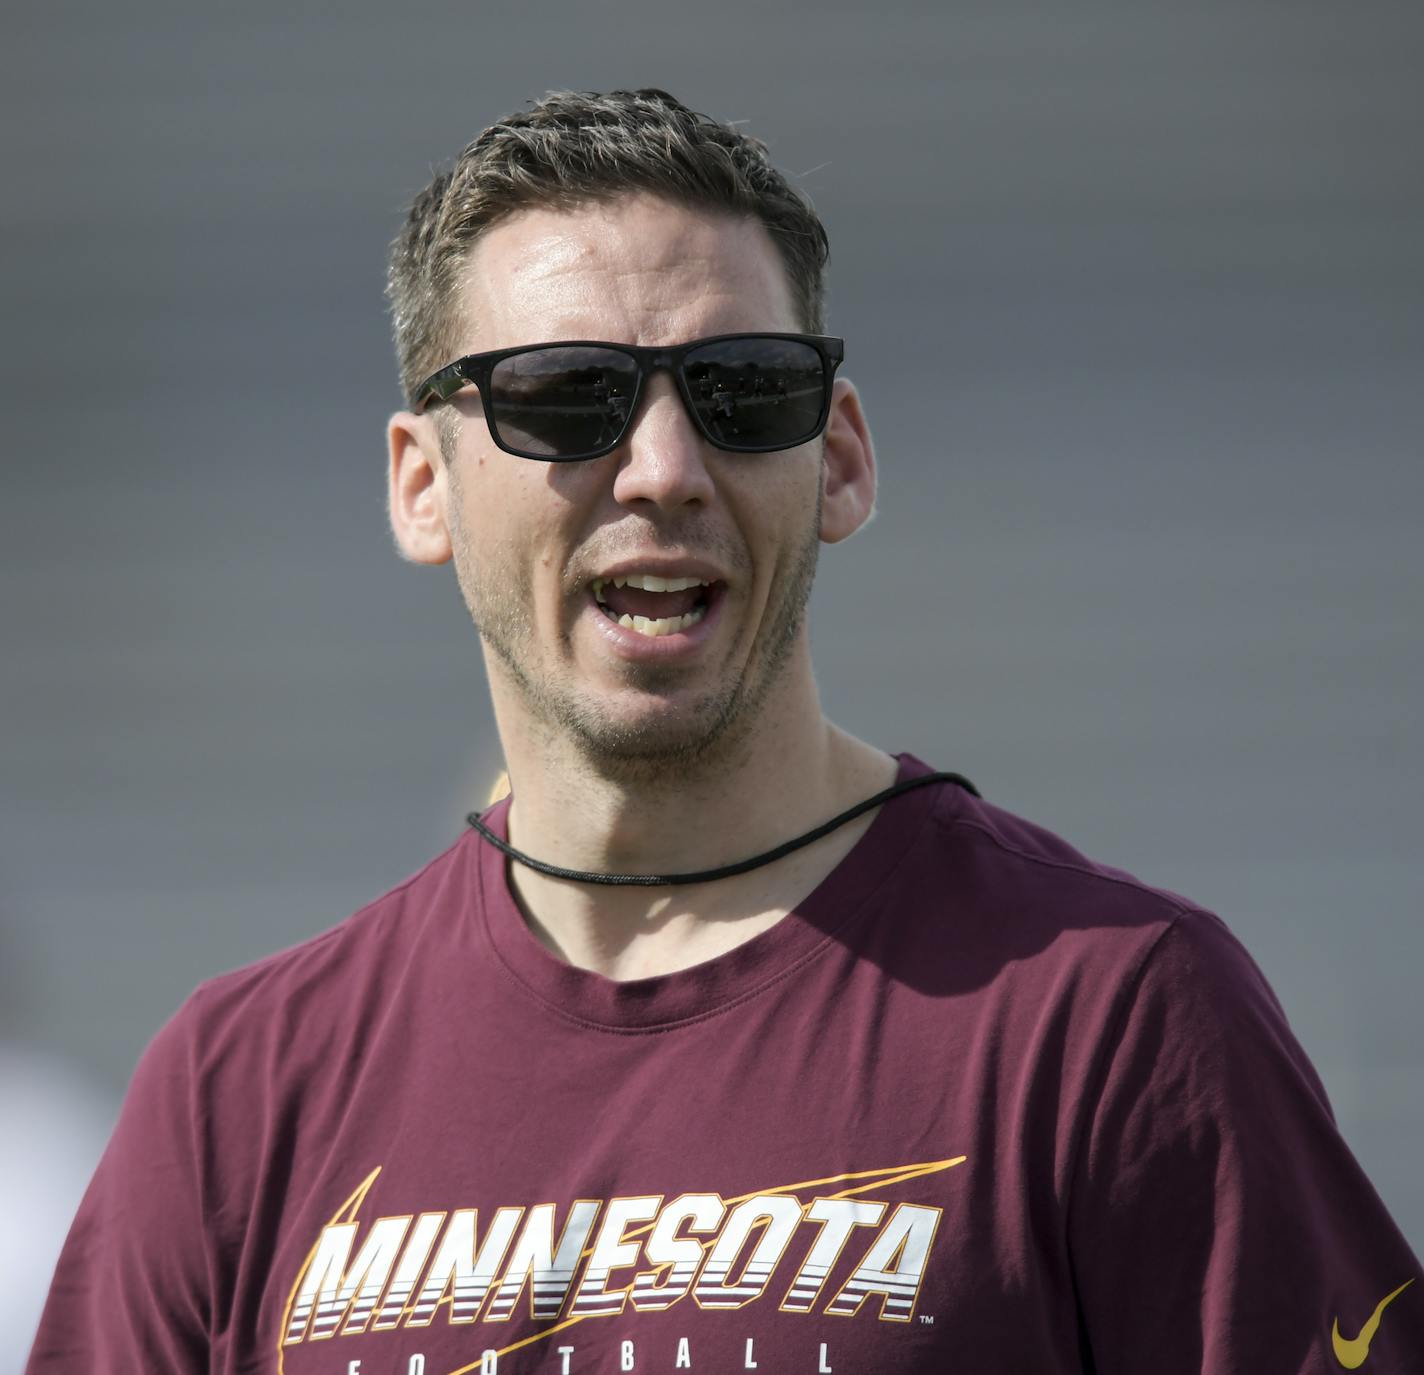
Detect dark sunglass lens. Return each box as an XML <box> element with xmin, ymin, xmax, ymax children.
<box><xmin>488</xmin><ymin>347</ymin><xmax>639</xmax><ymax>457</ymax></box>
<box><xmin>682</xmin><ymin>338</ymin><xmax>827</xmax><ymax>450</ymax></box>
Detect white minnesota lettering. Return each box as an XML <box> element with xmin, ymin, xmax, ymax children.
<box><xmin>485</xmin><ymin>1200</ymin><xmax>602</xmax><ymax>1322</ymax></box>
<box><xmin>781</xmin><ymin>1198</ymin><xmax>886</xmax><ymax>1312</ymax></box>
<box><xmin>695</xmin><ymin>1195</ymin><xmax>803</xmax><ymax>1310</ymax></box>
<box><xmin>825</xmin><ymin>1203</ymin><xmax>940</xmax><ymax>1321</ymax></box>
<box><xmin>630</xmin><ymin>1193</ymin><xmax>725</xmax><ymax>1312</ymax></box>
<box><xmin>568</xmin><ymin>1195</ymin><xmax>662</xmax><ymax>1318</ymax></box>
<box><xmin>405</xmin><ymin>1206</ymin><xmax>524</xmax><ymax>1326</ymax></box>
<box><xmin>280</xmin><ymin>1168</ymin><xmax>957</xmax><ymax>1346</ymax></box>
<box><xmin>285</xmin><ymin>1215</ymin><xmax>413</xmax><ymax>1343</ymax></box>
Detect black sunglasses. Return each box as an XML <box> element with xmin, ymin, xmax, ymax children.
<box><xmin>413</xmin><ymin>332</ymin><xmax>845</xmax><ymax>462</ymax></box>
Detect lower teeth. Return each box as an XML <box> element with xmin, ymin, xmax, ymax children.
<box><xmin>604</xmin><ymin>606</ymin><xmax>706</xmax><ymax>637</ymax></box>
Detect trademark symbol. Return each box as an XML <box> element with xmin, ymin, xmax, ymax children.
<box><xmin>919</xmin><ymin>1315</ymin><xmax>935</xmax><ymax>1325</ymax></box>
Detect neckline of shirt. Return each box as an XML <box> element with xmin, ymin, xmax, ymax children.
<box><xmin>469</xmin><ymin>751</ymin><xmax>959</xmax><ymax>1032</ymax></box>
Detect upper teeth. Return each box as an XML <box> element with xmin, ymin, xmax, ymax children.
<box><xmin>592</xmin><ymin>573</ymin><xmax>710</xmax><ymax>599</ymax></box>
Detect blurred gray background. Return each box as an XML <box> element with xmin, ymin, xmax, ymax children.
<box><xmin>3</xmin><ymin>0</ymin><xmax>1421</xmax><ymax>1362</ymax></box>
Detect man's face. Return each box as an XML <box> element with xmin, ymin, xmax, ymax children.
<box><xmin>429</xmin><ymin>195</ymin><xmax>835</xmax><ymax>771</ymax></box>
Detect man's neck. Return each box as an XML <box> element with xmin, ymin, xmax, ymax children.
<box><xmin>488</xmin><ymin>669</ymin><xmax>897</xmax><ymax>980</ymax></box>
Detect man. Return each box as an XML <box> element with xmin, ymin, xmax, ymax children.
<box><xmin>28</xmin><ymin>88</ymin><xmax>1421</xmax><ymax>1374</ymax></box>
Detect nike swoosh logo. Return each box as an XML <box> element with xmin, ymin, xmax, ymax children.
<box><xmin>1332</xmin><ymin>1277</ymin><xmax>1415</xmax><ymax>1368</ymax></box>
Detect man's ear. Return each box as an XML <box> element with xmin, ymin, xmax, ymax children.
<box><xmin>819</xmin><ymin>378</ymin><xmax>877</xmax><ymax>544</ymax></box>
<box><xmin>387</xmin><ymin>410</ymin><xmax>453</xmax><ymax>565</ymax></box>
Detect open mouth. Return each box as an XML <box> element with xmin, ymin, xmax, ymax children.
<box><xmin>590</xmin><ymin>573</ymin><xmax>717</xmax><ymax>638</ymax></box>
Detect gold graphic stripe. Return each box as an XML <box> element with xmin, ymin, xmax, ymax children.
<box><xmin>822</xmin><ymin>1159</ymin><xmax>966</xmax><ymax>1202</ymax></box>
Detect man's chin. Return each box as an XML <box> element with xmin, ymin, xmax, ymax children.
<box><xmin>559</xmin><ymin>687</ymin><xmax>745</xmax><ymax>771</ymax></box>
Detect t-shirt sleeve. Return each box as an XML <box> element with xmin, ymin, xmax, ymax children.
<box><xmin>1067</xmin><ymin>908</ymin><xmax>1423</xmax><ymax>1373</ymax></box>
<box><xmin>25</xmin><ymin>1004</ymin><xmax>212</xmax><ymax>1373</ymax></box>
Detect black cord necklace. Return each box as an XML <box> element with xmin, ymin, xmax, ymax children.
<box><xmin>465</xmin><ymin>770</ymin><xmax>980</xmax><ymax>888</ymax></box>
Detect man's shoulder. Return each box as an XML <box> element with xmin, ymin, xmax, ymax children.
<box><xmin>915</xmin><ymin>764</ymin><xmax>1201</xmax><ymax>923</ymax></box>
<box><xmin>894</xmin><ymin>762</ymin><xmax>1217</xmax><ymax>988</ymax></box>
<box><xmin>165</xmin><ymin>829</ymin><xmax>480</xmax><ymax>1063</ymax></box>
<box><xmin>901</xmin><ymin>770</ymin><xmax>1282</xmax><ymax>1058</ymax></box>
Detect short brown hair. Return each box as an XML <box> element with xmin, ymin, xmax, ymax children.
<box><xmin>386</xmin><ymin>88</ymin><xmax>831</xmax><ymax>407</ymax></box>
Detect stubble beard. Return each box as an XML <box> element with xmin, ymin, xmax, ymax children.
<box><xmin>446</xmin><ymin>459</ymin><xmax>823</xmax><ymax>784</ymax></box>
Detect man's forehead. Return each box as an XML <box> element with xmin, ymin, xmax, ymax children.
<box><xmin>453</xmin><ymin>194</ymin><xmax>797</xmax><ymax>352</ymax></box>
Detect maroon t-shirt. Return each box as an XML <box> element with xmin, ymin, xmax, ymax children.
<box><xmin>27</xmin><ymin>756</ymin><xmax>1422</xmax><ymax>1373</ymax></box>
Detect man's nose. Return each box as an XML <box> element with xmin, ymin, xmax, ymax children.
<box><xmin>609</xmin><ymin>374</ymin><xmax>716</xmax><ymax>511</ymax></box>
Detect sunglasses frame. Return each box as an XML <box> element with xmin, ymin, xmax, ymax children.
<box><xmin>412</xmin><ymin>331</ymin><xmax>846</xmax><ymax>462</ymax></box>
